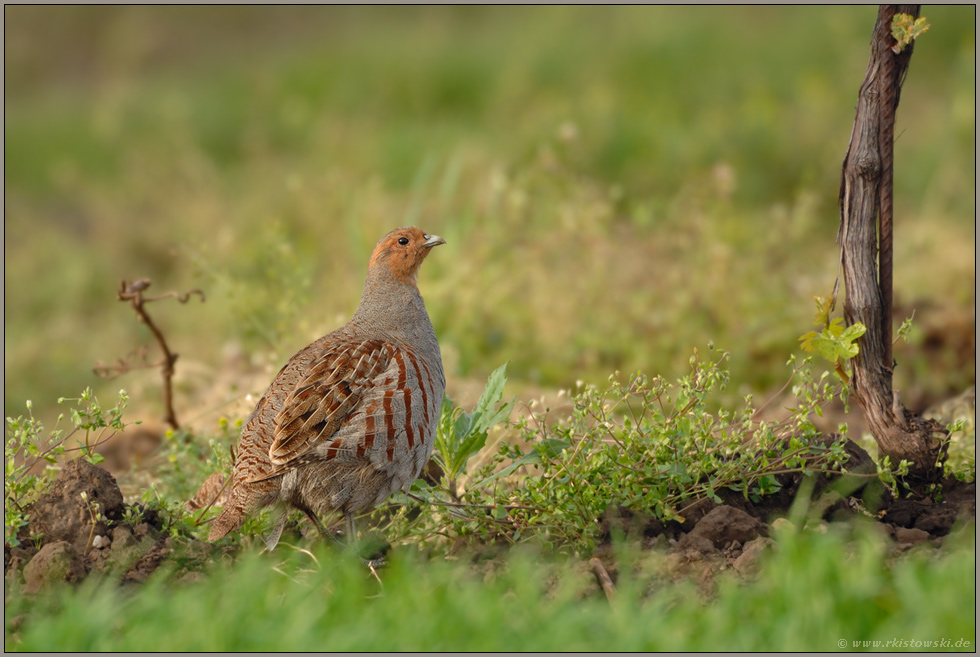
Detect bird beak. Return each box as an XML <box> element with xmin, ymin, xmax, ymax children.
<box><xmin>423</xmin><ymin>234</ymin><xmax>446</xmax><ymax>248</ymax></box>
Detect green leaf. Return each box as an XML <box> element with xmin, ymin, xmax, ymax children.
<box><xmin>799</xmin><ymin>320</ymin><xmax>865</xmax><ymax>364</ymax></box>
<box><xmin>476</xmin><ymin>363</ymin><xmax>509</xmax><ymax>415</ymax></box>
<box><xmin>453</xmin><ymin>412</ymin><xmax>476</xmax><ymax>447</ymax></box>
<box><xmin>838</xmin><ymin>322</ymin><xmax>866</xmax><ymax>343</ymax></box>
<box><xmin>799</xmin><ymin>331</ymin><xmax>819</xmax><ymax>353</ymax></box>
<box><xmin>432</xmin><ymin>363</ymin><xmax>514</xmax><ymax>482</ymax></box>
<box><xmin>470</xmin><ymin>449</ymin><xmax>542</xmax><ymax>490</ymax></box>
<box><xmin>891</xmin><ymin>14</ymin><xmax>930</xmax><ymax>53</ymax></box>
<box><xmin>535</xmin><ymin>438</ymin><xmax>572</xmax><ymax>460</ymax></box>
<box><xmin>811</xmin><ymin>295</ymin><xmax>834</xmax><ymax>327</ymax></box>
<box><xmin>451</xmin><ymin>420</ymin><xmax>486</xmax><ymax>475</ymax></box>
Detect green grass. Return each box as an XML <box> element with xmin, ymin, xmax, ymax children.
<box><xmin>5</xmin><ymin>524</ymin><xmax>975</xmax><ymax>651</ymax></box>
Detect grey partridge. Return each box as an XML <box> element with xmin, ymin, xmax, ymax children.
<box><xmin>195</xmin><ymin>226</ymin><xmax>446</xmax><ymax>549</ymax></box>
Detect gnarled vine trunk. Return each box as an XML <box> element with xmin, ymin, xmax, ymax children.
<box><xmin>838</xmin><ymin>5</ymin><xmax>948</xmax><ymax>485</ymax></box>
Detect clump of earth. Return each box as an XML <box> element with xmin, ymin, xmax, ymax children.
<box><xmin>4</xmin><ymin>459</ymin><xmax>221</xmax><ymax>593</ymax></box>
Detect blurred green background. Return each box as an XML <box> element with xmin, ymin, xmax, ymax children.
<box><xmin>4</xmin><ymin>6</ymin><xmax>975</xmax><ymax>432</ymax></box>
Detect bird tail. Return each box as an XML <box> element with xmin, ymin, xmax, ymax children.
<box><xmin>208</xmin><ymin>503</ymin><xmax>245</xmax><ymax>542</ymax></box>
<box><xmin>185</xmin><ymin>471</ymin><xmax>231</xmax><ymax>511</ymax></box>
<box><xmin>185</xmin><ymin>471</ymin><xmax>245</xmax><ymax>542</ymax></box>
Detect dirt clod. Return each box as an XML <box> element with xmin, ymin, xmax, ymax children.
<box><xmin>732</xmin><ymin>536</ymin><xmax>775</xmax><ymax>577</ymax></box>
<box><xmin>894</xmin><ymin>527</ymin><xmax>931</xmax><ymax>547</ymax></box>
<box><xmin>686</xmin><ymin>505</ymin><xmax>768</xmax><ymax>550</ymax></box>
<box><xmin>27</xmin><ymin>459</ymin><xmax>125</xmax><ymax>556</ymax></box>
<box><xmin>674</xmin><ymin>533</ymin><xmax>717</xmax><ymax>556</ymax></box>
<box><xmin>882</xmin><ymin>480</ymin><xmax>975</xmax><ymax>537</ymax></box>
<box><xmin>123</xmin><ymin>537</ymin><xmax>173</xmax><ymax>584</ymax></box>
<box><xmin>23</xmin><ymin>541</ymin><xmax>87</xmax><ymax>593</ymax></box>
<box><xmin>112</xmin><ymin>526</ymin><xmax>137</xmax><ymax>552</ymax></box>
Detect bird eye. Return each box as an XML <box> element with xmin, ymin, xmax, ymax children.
<box><xmin>397</xmin><ymin>237</ymin><xmax>410</xmax><ymax>245</ymax></box>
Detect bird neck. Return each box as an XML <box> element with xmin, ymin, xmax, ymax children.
<box><xmin>349</xmin><ymin>266</ymin><xmax>434</xmax><ymax>342</ymax></box>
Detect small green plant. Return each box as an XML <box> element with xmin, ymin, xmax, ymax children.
<box><xmin>80</xmin><ymin>490</ymin><xmax>107</xmax><ymax>551</ymax></box>
<box><xmin>121</xmin><ymin>504</ymin><xmax>146</xmax><ymax>527</ymax></box>
<box><xmin>944</xmin><ymin>417</ymin><xmax>976</xmax><ymax>483</ymax></box>
<box><xmin>139</xmin><ymin>485</ymin><xmax>201</xmax><ymax>539</ymax></box>
<box><xmin>4</xmin><ymin>389</ymin><xmax>130</xmax><ymax>547</ymax></box>
<box><xmin>431</xmin><ymin>362</ymin><xmax>515</xmax><ymax>496</ymax></box>
<box><xmin>154</xmin><ymin>427</ymin><xmax>219</xmax><ymax>502</ymax></box>
<box><xmin>895</xmin><ymin>313</ymin><xmax>915</xmax><ymax>343</ymax></box>
<box><xmin>204</xmin><ymin>417</ymin><xmax>240</xmax><ymax>485</ymax></box>
<box><xmin>875</xmin><ymin>455</ymin><xmax>912</xmax><ymax>497</ymax></box>
<box><xmin>799</xmin><ymin>296</ymin><xmax>867</xmax><ymax>384</ymax></box>
<box><xmin>138</xmin><ymin>418</ymin><xmax>259</xmax><ymax>542</ymax></box>
<box><xmin>890</xmin><ymin>13</ymin><xmax>929</xmax><ymax>54</ymax></box>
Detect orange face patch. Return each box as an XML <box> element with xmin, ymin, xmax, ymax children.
<box><xmin>369</xmin><ymin>227</ymin><xmax>442</xmax><ymax>286</ymax></box>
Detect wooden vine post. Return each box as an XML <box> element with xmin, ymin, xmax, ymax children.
<box><xmin>838</xmin><ymin>5</ymin><xmax>947</xmax><ymax>486</ymax></box>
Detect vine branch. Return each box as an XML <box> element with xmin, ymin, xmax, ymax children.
<box><xmin>94</xmin><ymin>278</ymin><xmax>205</xmax><ymax>431</ymax></box>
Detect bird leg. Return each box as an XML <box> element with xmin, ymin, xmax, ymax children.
<box><xmin>345</xmin><ymin>513</ymin><xmax>357</xmax><ymax>546</ymax></box>
<box><xmin>295</xmin><ymin>505</ymin><xmax>386</xmax><ymax>568</ymax></box>
<box><xmin>345</xmin><ymin>512</ymin><xmax>388</xmax><ymax>568</ymax></box>
<box><xmin>298</xmin><ymin>505</ymin><xmax>344</xmax><ymax>547</ymax></box>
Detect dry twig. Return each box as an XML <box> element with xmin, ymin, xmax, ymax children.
<box><xmin>590</xmin><ymin>557</ymin><xmax>617</xmax><ymax>602</ymax></box>
<box><xmin>94</xmin><ymin>278</ymin><xmax>204</xmax><ymax>431</ymax></box>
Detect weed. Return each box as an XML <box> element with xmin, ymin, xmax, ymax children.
<box><xmin>121</xmin><ymin>504</ymin><xmax>145</xmax><ymax>527</ymax></box>
<box><xmin>79</xmin><ymin>490</ymin><xmax>106</xmax><ymax>552</ymax></box>
<box><xmin>4</xmin><ymin>390</ymin><xmax>130</xmax><ymax>547</ymax></box>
